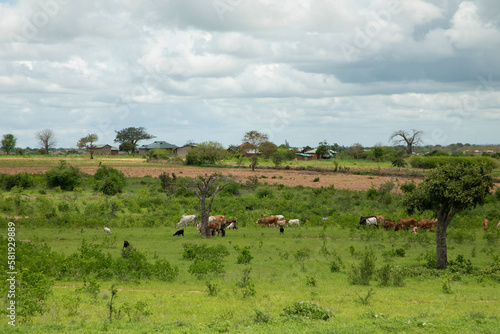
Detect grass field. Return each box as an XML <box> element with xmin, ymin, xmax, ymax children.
<box><xmin>1</xmin><ymin>224</ymin><xmax>499</xmax><ymax>333</ymax></box>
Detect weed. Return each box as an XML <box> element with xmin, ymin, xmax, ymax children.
<box><xmin>355</xmin><ymin>288</ymin><xmax>375</xmax><ymax>305</ymax></box>
<box><xmin>348</xmin><ymin>249</ymin><xmax>376</xmax><ymax>285</ymax></box>
<box><xmin>281</xmin><ymin>301</ymin><xmax>333</xmax><ymax>321</ymax></box>
<box><xmin>206</xmin><ymin>281</ymin><xmax>218</xmax><ymax>296</ymax></box>
<box><xmin>253</xmin><ymin>309</ymin><xmax>272</xmax><ymax>324</ymax></box>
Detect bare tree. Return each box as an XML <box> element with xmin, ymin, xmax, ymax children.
<box><xmin>389</xmin><ymin>129</ymin><xmax>423</xmax><ymax>155</ymax></box>
<box><xmin>36</xmin><ymin>129</ymin><xmax>56</xmax><ymax>155</ymax></box>
<box><xmin>191</xmin><ymin>173</ymin><xmax>230</xmax><ymax>237</ymax></box>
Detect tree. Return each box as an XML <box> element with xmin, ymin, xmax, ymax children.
<box><xmin>390</xmin><ymin>129</ymin><xmax>423</xmax><ymax>155</ymax></box>
<box><xmin>259</xmin><ymin>141</ymin><xmax>277</xmax><ymax>159</ymax></box>
<box><xmin>271</xmin><ymin>148</ymin><xmax>294</xmax><ymax>167</ymax></box>
<box><xmin>316</xmin><ymin>140</ymin><xmax>330</xmax><ymax>158</ymax></box>
<box><xmin>36</xmin><ymin>129</ymin><xmax>56</xmax><ymax>155</ymax></box>
<box><xmin>191</xmin><ymin>174</ymin><xmax>230</xmax><ymax>237</ymax></box>
<box><xmin>242</xmin><ymin>131</ymin><xmax>269</xmax><ymax>171</ymax></box>
<box><xmin>1</xmin><ymin>134</ymin><xmax>16</xmax><ymax>154</ymax></box>
<box><xmin>119</xmin><ymin>142</ymin><xmax>134</xmax><ymax>154</ymax></box>
<box><xmin>402</xmin><ymin>163</ymin><xmax>493</xmax><ymax>269</ymax></box>
<box><xmin>77</xmin><ymin>134</ymin><xmax>98</xmax><ymax>159</ymax></box>
<box><xmin>186</xmin><ymin>141</ymin><xmax>226</xmax><ymax>165</ymax></box>
<box><xmin>114</xmin><ymin>127</ymin><xmax>155</xmax><ymax>155</ymax></box>
<box><xmin>348</xmin><ymin>143</ymin><xmax>365</xmax><ymax>159</ymax></box>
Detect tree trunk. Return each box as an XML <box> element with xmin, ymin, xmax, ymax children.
<box><xmin>200</xmin><ymin>196</ymin><xmax>209</xmax><ymax>238</ymax></box>
<box><xmin>435</xmin><ymin>222</ymin><xmax>448</xmax><ymax>269</ymax></box>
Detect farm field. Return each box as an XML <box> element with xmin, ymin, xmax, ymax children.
<box><xmin>0</xmin><ymin>157</ymin><xmax>499</xmax><ymax>333</ymax></box>
<box><xmin>1</xmin><ymin>225</ymin><xmax>499</xmax><ymax>333</ymax></box>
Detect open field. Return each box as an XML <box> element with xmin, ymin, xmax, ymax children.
<box><xmin>1</xmin><ymin>156</ymin><xmax>499</xmax><ymax>191</ymax></box>
<box><xmin>2</xmin><ymin>225</ymin><xmax>499</xmax><ymax>333</ymax></box>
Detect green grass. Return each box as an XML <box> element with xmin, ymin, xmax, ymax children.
<box><xmin>3</xmin><ymin>225</ymin><xmax>499</xmax><ymax>333</ymax></box>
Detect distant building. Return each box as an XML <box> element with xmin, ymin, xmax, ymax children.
<box><xmin>176</xmin><ymin>144</ymin><xmax>197</xmax><ymax>157</ymax></box>
<box><xmin>138</xmin><ymin>141</ymin><xmax>179</xmax><ymax>155</ymax></box>
<box><xmin>239</xmin><ymin>142</ymin><xmax>261</xmax><ymax>158</ymax></box>
<box><xmin>94</xmin><ymin>144</ymin><xmax>119</xmax><ymax>156</ymax></box>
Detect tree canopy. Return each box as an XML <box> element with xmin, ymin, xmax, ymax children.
<box><xmin>402</xmin><ymin>162</ymin><xmax>493</xmax><ymax>269</ymax></box>
<box><xmin>242</xmin><ymin>130</ymin><xmax>269</xmax><ymax>171</ymax></box>
<box><xmin>186</xmin><ymin>141</ymin><xmax>226</xmax><ymax>165</ymax></box>
<box><xmin>114</xmin><ymin>127</ymin><xmax>155</xmax><ymax>154</ymax></box>
<box><xmin>77</xmin><ymin>134</ymin><xmax>99</xmax><ymax>159</ymax></box>
<box><xmin>1</xmin><ymin>134</ymin><xmax>16</xmax><ymax>154</ymax></box>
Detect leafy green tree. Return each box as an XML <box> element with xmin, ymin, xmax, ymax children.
<box><xmin>35</xmin><ymin>129</ymin><xmax>56</xmax><ymax>155</ymax></box>
<box><xmin>119</xmin><ymin>142</ymin><xmax>134</xmax><ymax>154</ymax></box>
<box><xmin>77</xmin><ymin>134</ymin><xmax>98</xmax><ymax>159</ymax></box>
<box><xmin>402</xmin><ymin>163</ymin><xmax>493</xmax><ymax>269</ymax></box>
<box><xmin>242</xmin><ymin>131</ymin><xmax>269</xmax><ymax>171</ymax></box>
<box><xmin>1</xmin><ymin>134</ymin><xmax>16</xmax><ymax>154</ymax></box>
<box><xmin>348</xmin><ymin>143</ymin><xmax>366</xmax><ymax>159</ymax></box>
<box><xmin>44</xmin><ymin>160</ymin><xmax>82</xmax><ymax>191</ymax></box>
<box><xmin>185</xmin><ymin>141</ymin><xmax>226</xmax><ymax>165</ymax></box>
<box><xmin>390</xmin><ymin>129</ymin><xmax>423</xmax><ymax>155</ymax></box>
<box><xmin>372</xmin><ymin>144</ymin><xmax>384</xmax><ymax>162</ymax></box>
<box><xmin>114</xmin><ymin>127</ymin><xmax>155</xmax><ymax>155</ymax></box>
<box><xmin>259</xmin><ymin>141</ymin><xmax>277</xmax><ymax>159</ymax></box>
<box><xmin>316</xmin><ymin>140</ymin><xmax>330</xmax><ymax>157</ymax></box>
<box><xmin>92</xmin><ymin>165</ymin><xmax>126</xmax><ymax>195</ymax></box>
<box><xmin>271</xmin><ymin>148</ymin><xmax>294</xmax><ymax>167</ymax></box>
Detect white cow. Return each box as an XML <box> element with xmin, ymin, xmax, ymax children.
<box><xmin>176</xmin><ymin>215</ymin><xmax>197</xmax><ymax>229</ymax></box>
<box><xmin>287</xmin><ymin>219</ymin><xmax>300</xmax><ymax>226</ymax></box>
<box><xmin>104</xmin><ymin>226</ymin><xmax>112</xmax><ymax>235</ymax></box>
<box><xmin>227</xmin><ymin>222</ymin><xmax>235</xmax><ymax>229</ymax></box>
<box><xmin>274</xmin><ymin>215</ymin><xmax>285</xmax><ymax>221</ymax></box>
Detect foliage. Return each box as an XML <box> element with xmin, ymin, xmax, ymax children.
<box><xmin>237</xmin><ymin>267</ymin><xmax>256</xmax><ymax>298</ymax></box>
<box><xmin>114</xmin><ymin>127</ymin><xmax>155</xmax><ymax>154</ymax></box>
<box><xmin>185</xmin><ymin>141</ymin><xmax>227</xmax><ymax>165</ymax></box>
<box><xmin>408</xmin><ymin>156</ymin><xmax>497</xmax><ymax>170</ymax></box>
<box><xmin>281</xmin><ymin>301</ymin><xmax>333</xmax><ymax>321</ymax></box>
<box><xmin>259</xmin><ymin>141</ymin><xmax>277</xmax><ymax>159</ymax></box>
<box><xmin>182</xmin><ymin>244</ymin><xmax>229</xmax><ymax>278</ymax></box>
<box><xmin>158</xmin><ymin>172</ymin><xmax>177</xmax><ymax>196</ymax></box>
<box><xmin>44</xmin><ymin>160</ymin><xmax>82</xmax><ymax>191</ymax></box>
<box><xmin>16</xmin><ymin>269</ymin><xmax>53</xmax><ymax>321</ymax></box>
<box><xmin>234</xmin><ymin>245</ymin><xmax>253</xmax><ymax>264</ymax></box>
<box><xmin>242</xmin><ymin>130</ymin><xmax>269</xmax><ymax>171</ymax></box>
<box><xmin>77</xmin><ymin>134</ymin><xmax>99</xmax><ymax>159</ymax></box>
<box><xmin>1</xmin><ymin>134</ymin><xmax>16</xmax><ymax>154</ymax></box>
<box><xmin>0</xmin><ymin>172</ymin><xmax>35</xmax><ymax>190</ymax></box>
<box><xmin>145</xmin><ymin>148</ymin><xmax>171</xmax><ymax>160</ymax></box>
<box><xmin>92</xmin><ymin>165</ymin><xmax>126</xmax><ymax>195</ymax></box>
<box><xmin>348</xmin><ymin>249</ymin><xmax>376</xmax><ymax>285</ymax></box>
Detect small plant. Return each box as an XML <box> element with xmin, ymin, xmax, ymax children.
<box><xmin>294</xmin><ymin>248</ymin><xmax>311</xmax><ymax>272</ymax></box>
<box><xmin>108</xmin><ymin>284</ymin><xmax>118</xmax><ymax>323</ymax></box>
<box><xmin>348</xmin><ymin>249</ymin><xmax>376</xmax><ymax>286</ymax></box>
<box><xmin>280</xmin><ymin>301</ymin><xmax>333</xmax><ymax>321</ymax></box>
<box><xmin>253</xmin><ymin>309</ymin><xmax>272</xmax><ymax>324</ymax></box>
<box><xmin>306</xmin><ymin>275</ymin><xmax>317</xmax><ymax>287</ymax></box>
<box><xmin>206</xmin><ymin>281</ymin><xmax>218</xmax><ymax>296</ymax></box>
<box><xmin>355</xmin><ymin>288</ymin><xmax>375</xmax><ymax>305</ymax></box>
<box><xmin>234</xmin><ymin>245</ymin><xmax>254</xmax><ymax>264</ymax></box>
<box><xmin>237</xmin><ymin>267</ymin><xmax>256</xmax><ymax>298</ymax></box>
<box><xmin>349</xmin><ymin>245</ymin><xmax>355</xmax><ymax>256</ymax></box>
<box><xmin>442</xmin><ymin>274</ymin><xmax>453</xmax><ymax>294</ymax></box>
<box><xmin>313</xmin><ymin>177</ymin><xmax>320</xmax><ymax>182</ymax></box>
<box><xmin>377</xmin><ymin>265</ymin><xmax>391</xmax><ymax>287</ymax></box>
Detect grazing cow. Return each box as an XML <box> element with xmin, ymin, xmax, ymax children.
<box><xmin>123</xmin><ymin>240</ymin><xmax>130</xmax><ymax>249</ymax></box>
<box><xmin>418</xmin><ymin>219</ymin><xmax>437</xmax><ymax>232</ymax></box>
<box><xmin>287</xmin><ymin>219</ymin><xmax>300</xmax><ymax>226</ymax></box>
<box><xmin>173</xmin><ymin>229</ymin><xmax>184</xmax><ymax>237</ymax></box>
<box><xmin>274</xmin><ymin>215</ymin><xmax>285</xmax><ymax>221</ymax></box>
<box><xmin>412</xmin><ymin>226</ymin><xmax>418</xmax><ymax>234</ymax></box>
<box><xmin>396</xmin><ymin>218</ymin><xmax>418</xmax><ymax>231</ymax></box>
<box><xmin>207</xmin><ymin>223</ymin><xmax>218</xmax><ymax>236</ymax></box>
<box><xmin>225</xmin><ymin>219</ymin><xmax>237</xmax><ymax>229</ymax></box>
<box><xmin>376</xmin><ymin>215</ymin><xmax>385</xmax><ymax>226</ymax></box>
<box><xmin>227</xmin><ymin>222</ymin><xmax>235</xmax><ymax>229</ymax></box>
<box><xmin>256</xmin><ymin>216</ymin><xmax>279</xmax><ymax>227</ymax></box>
<box><xmin>279</xmin><ymin>226</ymin><xmax>284</xmax><ymax>233</ymax></box>
<box><xmin>483</xmin><ymin>219</ymin><xmax>489</xmax><ymax>231</ymax></box>
<box><xmin>176</xmin><ymin>215</ymin><xmax>197</xmax><ymax>229</ymax></box>
<box><xmin>359</xmin><ymin>216</ymin><xmax>378</xmax><ymax>228</ymax></box>
<box><xmin>104</xmin><ymin>227</ymin><xmax>112</xmax><ymax>235</ymax></box>
<box><xmin>383</xmin><ymin>219</ymin><xmax>396</xmax><ymax>230</ymax></box>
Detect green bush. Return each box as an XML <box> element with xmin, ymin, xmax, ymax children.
<box><xmin>0</xmin><ymin>172</ymin><xmax>35</xmax><ymax>190</ymax></box>
<box><xmin>92</xmin><ymin>165</ymin><xmax>126</xmax><ymax>195</ymax></box>
<box><xmin>348</xmin><ymin>249</ymin><xmax>376</xmax><ymax>285</ymax></box>
<box><xmin>409</xmin><ymin>156</ymin><xmax>497</xmax><ymax>170</ymax></box>
<box><xmin>281</xmin><ymin>301</ymin><xmax>333</xmax><ymax>321</ymax></box>
<box><xmin>145</xmin><ymin>148</ymin><xmax>171</xmax><ymax>160</ymax></box>
<box><xmin>44</xmin><ymin>161</ymin><xmax>82</xmax><ymax>191</ymax></box>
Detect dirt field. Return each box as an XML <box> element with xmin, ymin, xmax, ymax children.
<box><xmin>0</xmin><ymin>165</ymin><xmax>418</xmax><ymax>191</ymax></box>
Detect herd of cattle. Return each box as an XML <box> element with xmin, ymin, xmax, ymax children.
<box><xmin>360</xmin><ymin>216</ymin><xmax>500</xmax><ymax>232</ymax></box>
<box><xmin>359</xmin><ymin>215</ymin><xmax>437</xmax><ymax>233</ymax></box>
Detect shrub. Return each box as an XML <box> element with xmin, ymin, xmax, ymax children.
<box><xmin>92</xmin><ymin>165</ymin><xmax>126</xmax><ymax>195</ymax></box>
<box><xmin>145</xmin><ymin>148</ymin><xmax>171</xmax><ymax>160</ymax></box>
<box><xmin>234</xmin><ymin>245</ymin><xmax>253</xmax><ymax>264</ymax></box>
<box><xmin>409</xmin><ymin>156</ymin><xmax>497</xmax><ymax>170</ymax></box>
<box><xmin>256</xmin><ymin>188</ymin><xmax>274</xmax><ymax>198</ymax></box>
<box><xmin>348</xmin><ymin>249</ymin><xmax>376</xmax><ymax>285</ymax></box>
<box><xmin>44</xmin><ymin>161</ymin><xmax>82</xmax><ymax>191</ymax></box>
<box><xmin>281</xmin><ymin>301</ymin><xmax>333</xmax><ymax>321</ymax></box>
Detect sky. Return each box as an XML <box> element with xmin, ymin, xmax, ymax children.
<box><xmin>0</xmin><ymin>0</ymin><xmax>499</xmax><ymax>150</ymax></box>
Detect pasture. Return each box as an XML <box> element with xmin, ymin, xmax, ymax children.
<box><xmin>1</xmin><ymin>223</ymin><xmax>499</xmax><ymax>333</ymax></box>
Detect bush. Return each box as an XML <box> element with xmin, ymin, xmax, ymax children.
<box><xmin>92</xmin><ymin>165</ymin><xmax>126</xmax><ymax>195</ymax></box>
<box><xmin>348</xmin><ymin>249</ymin><xmax>376</xmax><ymax>285</ymax></box>
<box><xmin>281</xmin><ymin>301</ymin><xmax>333</xmax><ymax>321</ymax></box>
<box><xmin>256</xmin><ymin>188</ymin><xmax>274</xmax><ymax>198</ymax></box>
<box><xmin>409</xmin><ymin>156</ymin><xmax>497</xmax><ymax>170</ymax></box>
<box><xmin>0</xmin><ymin>172</ymin><xmax>35</xmax><ymax>190</ymax></box>
<box><xmin>145</xmin><ymin>148</ymin><xmax>171</xmax><ymax>160</ymax></box>
<box><xmin>44</xmin><ymin>161</ymin><xmax>82</xmax><ymax>191</ymax></box>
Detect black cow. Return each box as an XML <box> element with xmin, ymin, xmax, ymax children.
<box><xmin>123</xmin><ymin>240</ymin><xmax>130</xmax><ymax>249</ymax></box>
<box><xmin>279</xmin><ymin>226</ymin><xmax>284</xmax><ymax>233</ymax></box>
<box><xmin>173</xmin><ymin>229</ymin><xmax>184</xmax><ymax>237</ymax></box>
<box><xmin>359</xmin><ymin>216</ymin><xmax>378</xmax><ymax>228</ymax></box>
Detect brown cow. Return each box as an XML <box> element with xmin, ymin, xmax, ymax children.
<box><xmin>418</xmin><ymin>219</ymin><xmax>437</xmax><ymax>232</ymax></box>
<box><xmin>256</xmin><ymin>216</ymin><xmax>279</xmax><ymax>227</ymax></box>
<box><xmin>376</xmin><ymin>215</ymin><xmax>385</xmax><ymax>226</ymax></box>
<box><xmin>483</xmin><ymin>219</ymin><xmax>489</xmax><ymax>231</ymax></box>
<box><xmin>396</xmin><ymin>218</ymin><xmax>418</xmax><ymax>231</ymax></box>
<box><xmin>383</xmin><ymin>219</ymin><xmax>395</xmax><ymax>230</ymax></box>
<box><xmin>207</xmin><ymin>223</ymin><xmax>218</xmax><ymax>236</ymax></box>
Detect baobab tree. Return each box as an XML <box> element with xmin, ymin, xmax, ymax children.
<box><xmin>389</xmin><ymin>129</ymin><xmax>423</xmax><ymax>155</ymax></box>
<box><xmin>191</xmin><ymin>173</ymin><xmax>230</xmax><ymax>237</ymax></box>
<box><xmin>36</xmin><ymin>129</ymin><xmax>56</xmax><ymax>155</ymax></box>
